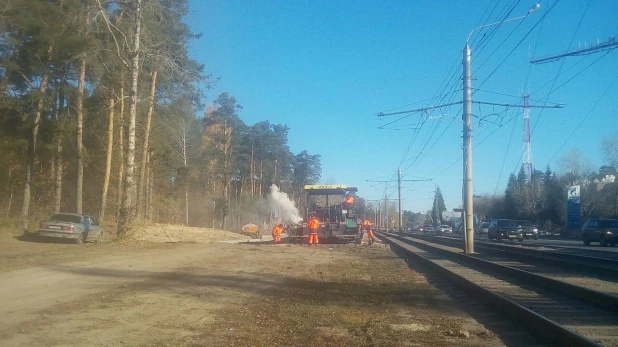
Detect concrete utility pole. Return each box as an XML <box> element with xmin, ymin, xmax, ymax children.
<box><xmin>398</xmin><ymin>169</ymin><xmax>403</xmax><ymax>232</ymax></box>
<box><xmin>384</xmin><ymin>194</ymin><xmax>388</xmax><ymax>228</ymax></box>
<box><xmin>461</xmin><ymin>3</ymin><xmax>541</xmax><ymax>253</ymax></box>
<box><xmin>522</xmin><ymin>94</ymin><xmax>533</xmax><ymax>179</ymax></box>
<box><xmin>463</xmin><ymin>41</ymin><xmax>474</xmax><ymax>254</ymax></box>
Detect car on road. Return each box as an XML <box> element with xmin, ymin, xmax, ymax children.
<box><xmin>437</xmin><ymin>225</ymin><xmax>453</xmax><ymax>234</ymax></box>
<box><xmin>487</xmin><ymin>219</ymin><xmax>524</xmax><ymax>242</ymax></box>
<box><xmin>37</xmin><ymin>213</ymin><xmax>104</xmax><ymax>244</ymax></box>
<box><xmin>582</xmin><ymin>218</ymin><xmax>618</xmax><ymax>247</ymax></box>
<box><xmin>513</xmin><ymin>220</ymin><xmax>538</xmax><ymax>240</ymax></box>
<box><xmin>421</xmin><ymin>223</ymin><xmax>434</xmax><ymax>233</ymax></box>
<box><xmin>477</xmin><ymin>222</ymin><xmax>489</xmax><ymax>236</ymax></box>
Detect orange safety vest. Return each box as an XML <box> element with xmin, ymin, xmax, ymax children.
<box><xmin>272</xmin><ymin>225</ymin><xmax>283</xmax><ymax>234</ymax></box>
<box><xmin>363</xmin><ymin>220</ymin><xmax>370</xmax><ymax>227</ymax></box>
<box><xmin>308</xmin><ymin>217</ymin><xmax>319</xmax><ymax>230</ymax></box>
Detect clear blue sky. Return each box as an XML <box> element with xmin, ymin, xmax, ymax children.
<box><xmin>185</xmin><ymin>0</ymin><xmax>618</xmax><ymax>213</ymax></box>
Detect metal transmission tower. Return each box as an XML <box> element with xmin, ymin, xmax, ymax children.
<box><xmin>522</xmin><ymin>94</ymin><xmax>533</xmax><ymax>179</ymax></box>
<box><xmin>376</xmin><ymin>4</ymin><xmax>565</xmax><ymax>253</ymax></box>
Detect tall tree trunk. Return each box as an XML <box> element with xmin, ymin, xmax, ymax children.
<box><xmin>138</xmin><ymin>69</ymin><xmax>157</xmax><ymax>217</ymax></box>
<box><xmin>116</xmin><ymin>83</ymin><xmax>125</xmax><ymax>220</ymax></box>
<box><xmin>273</xmin><ymin>159</ymin><xmax>278</xmax><ymax>186</ymax></box>
<box><xmin>144</xmin><ymin>149</ymin><xmax>150</xmax><ymax>220</ymax></box>
<box><xmin>98</xmin><ymin>97</ymin><xmax>115</xmax><ymax>223</ymax></box>
<box><xmin>250</xmin><ymin>148</ymin><xmax>254</xmax><ymax>196</ymax></box>
<box><xmin>19</xmin><ymin>46</ymin><xmax>52</xmax><ymax>231</ymax></box>
<box><xmin>49</xmin><ymin>87</ymin><xmax>59</xmax><ymax>192</ymax></box>
<box><xmin>118</xmin><ymin>0</ymin><xmax>142</xmax><ymax>235</ymax></box>
<box><xmin>147</xmin><ymin>149</ymin><xmax>153</xmax><ymax>220</ymax></box>
<box><xmin>54</xmin><ymin>83</ymin><xmax>65</xmax><ymax>214</ymax></box>
<box><xmin>259</xmin><ymin>160</ymin><xmax>263</xmax><ymax>198</ymax></box>
<box><xmin>5</xmin><ymin>169</ymin><xmax>13</xmax><ymax>219</ymax></box>
<box><xmin>182</xmin><ymin>128</ymin><xmax>189</xmax><ymax>226</ymax></box>
<box><xmin>75</xmin><ymin>58</ymin><xmax>86</xmax><ymax>214</ymax></box>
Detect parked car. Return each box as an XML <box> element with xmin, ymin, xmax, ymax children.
<box><xmin>477</xmin><ymin>222</ymin><xmax>489</xmax><ymax>236</ymax></box>
<box><xmin>438</xmin><ymin>225</ymin><xmax>453</xmax><ymax>234</ymax></box>
<box><xmin>582</xmin><ymin>218</ymin><xmax>618</xmax><ymax>247</ymax></box>
<box><xmin>37</xmin><ymin>213</ymin><xmax>104</xmax><ymax>244</ymax></box>
<box><xmin>487</xmin><ymin>219</ymin><xmax>524</xmax><ymax>241</ymax></box>
<box><xmin>513</xmin><ymin>220</ymin><xmax>538</xmax><ymax>240</ymax></box>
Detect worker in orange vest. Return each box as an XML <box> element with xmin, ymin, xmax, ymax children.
<box><xmin>363</xmin><ymin>219</ymin><xmax>374</xmax><ymax>244</ymax></box>
<box><xmin>363</xmin><ymin>219</ymin><xmax>371</xmax><ymax>230</ymax></box>
<box><xmin>307</xmin><ymin>214</ymin><xmax>320</xmax><ymax>245</ymax></box>
<box><xmin>272</xmin><ymin>223</ymin><xmax>283</xmax><ymax>243</ymax></box>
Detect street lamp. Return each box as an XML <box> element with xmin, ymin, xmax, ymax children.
<box><xmin>461</xmin><ymin>3</ymin><xmax>540</xmax><ymax>254</ymax></box>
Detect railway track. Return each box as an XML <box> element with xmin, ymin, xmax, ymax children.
<box><xmin>408</xmin><ymin>233</ymin><xmax>618</xmax><ymax>279</ymax></box>
<box><xmin>378</xmin><ymin>232</ymin><xmax>618</xmax><ymax>347</ymax></box>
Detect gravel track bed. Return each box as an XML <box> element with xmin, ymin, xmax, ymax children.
<box><xmin>388</xmin><ymin>236</ymin><xmax>618</xmax><ymax>346</ymax></box>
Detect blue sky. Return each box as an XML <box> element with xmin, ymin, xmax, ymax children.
<box><xmin>185</xmin><ymin>0</ymin><xmax>618</xmax><ymax>213</ymax></box>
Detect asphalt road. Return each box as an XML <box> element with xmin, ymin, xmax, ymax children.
<box><xmin>417</xmin><ymin>232</ymin><xmax>618</xmax><ymax>258</ymax></box>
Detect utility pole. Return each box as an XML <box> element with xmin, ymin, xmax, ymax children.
<box><xmin>398</xmin><ymin>169</ymin><xmax>403</xmax><ymax>232</ymax></box>
<box><xmin>365</xmin><ymin>199</ymin><xmax>382</xmax><ymax>227</ymax></box>
<box><xmin>522</xmin><ymin>94</ymin><xmax>532</xmax><ymax>179</ymax></box>
<box><xmin>375</xmin><ymin>4</ymin><xmax>565</xmax><ymax>254</ymax></box>
<box><xmin>463</xmin><ymin>41</ymin><xmax>474</xmax><ymax>254</ymax></box>
<box><xmin>368</xmin><ymin>175</ymin><xmax>431</xmax><ymax>231</ymax></box>
<box><xmin>384</xmin><ymin>194</ymin><xmax>388</xmax><ymax>229</ymax></box>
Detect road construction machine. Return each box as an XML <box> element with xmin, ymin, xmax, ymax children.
<box><xmin>288</xmin><ymin>184</ymin><xmax>363</xmax><ymax>243</ymax></box>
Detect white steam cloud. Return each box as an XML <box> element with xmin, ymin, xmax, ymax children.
<box><xmin>267</xmin><ymin>184</ymin><xmax>303</xmax><ymax>224</ymax></box>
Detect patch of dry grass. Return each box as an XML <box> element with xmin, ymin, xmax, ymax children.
<box><xmin>193</xmin><ymin>247</ymin><xmax>491</xmax><ymax>347</ymax></box>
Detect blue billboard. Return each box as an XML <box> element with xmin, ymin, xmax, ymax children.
<box><xmin>567</xmin><ymin>185</ymin><xmax>581</xmax><ymax>228</ymax></box>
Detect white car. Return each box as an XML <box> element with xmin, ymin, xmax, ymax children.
<box><xmin>438</xmin><ymin>225</ymin><xmax>453</xmax><ymax>233</ymax></box>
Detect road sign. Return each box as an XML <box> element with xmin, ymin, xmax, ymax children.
<box><xmin>567</xmin><ymin>185</ymin><xmax>581</xmax><ymax>228</ymax></box>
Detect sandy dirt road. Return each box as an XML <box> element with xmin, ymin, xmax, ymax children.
<box><xmin>0</xmin><ymin>236</ymin><xmax>518</xmax><ymax>347</ymax></box>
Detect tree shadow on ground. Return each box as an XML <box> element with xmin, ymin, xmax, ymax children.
<box><xmin>14</xmin><ymin>232</ymin><xmax>76</xmax><ymax>244</ymax></box>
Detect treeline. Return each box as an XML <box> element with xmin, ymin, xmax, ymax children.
<box><xmin>0</xmin><ymin>0</ymin><xmax>321</xmax><ymax>234</ymax></box>
<box><xmin>475</xmin><ymin>145</ymin><xmax>618</xmax><ymax>232</ymax></box>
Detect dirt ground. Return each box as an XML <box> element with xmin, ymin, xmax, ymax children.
<box><xmin>132</xmin><ymin>224</ymin><xmax>251</xmax><ymax>243</ymax></box>
<box><xmin>0</xmin><ymin>227</ymin><xmax>506</xmax><ymax>347</ymax></box>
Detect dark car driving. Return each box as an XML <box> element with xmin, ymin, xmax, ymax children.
<box><xmin>582</xmin><ymin>218</ymin><xmax>618</xmax><ymax>247</ymax></box>
<box><xmin>487</xmin><ymin>219</ymin><xmax>524</xmax><ymax>242</ymax></box>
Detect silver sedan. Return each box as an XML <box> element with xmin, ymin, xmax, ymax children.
<box><xmin>37</xmin><ymin>213</ymin><xmax>104</xmax><ymax>244</ymax></box>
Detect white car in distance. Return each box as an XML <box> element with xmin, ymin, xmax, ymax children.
<box><xmin>438</xmin><ymin>225</ymin><xmax>453</xmax><ymax>234</ymax></box>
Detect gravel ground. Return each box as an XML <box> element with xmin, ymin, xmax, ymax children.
<box><xmin>409</xmin><ymin>236</ymin><xmax>618</xmax><ymax>296</ymax></box>
<box><xmin>390</xmin><ymin>236</ymin><xmax>618</xmax><ymax>346</ymax></box>
<box><xmin>0</xmin><ymin>229</ymin><xmax>509</xmax><ymax>347</ymax></box>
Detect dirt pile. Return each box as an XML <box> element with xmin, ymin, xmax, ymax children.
<box><xmin>132</xmin><ymin>224</ymin><xmax>250</xmax><ymax>243</ymax></box>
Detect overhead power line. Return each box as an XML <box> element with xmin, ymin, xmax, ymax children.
<box><xmin>531</xmin><ymin>36</ymin><xmax>618</xmax><ymax>64</ymax></box>
<box><xmin>547</xmin><ymin>73</ymin><xmax>618</xmax><ymax>165</ymax></box>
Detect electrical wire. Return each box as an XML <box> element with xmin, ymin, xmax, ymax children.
<box><xmin>493</xmin><ymin>107</ymin><xmax>520</xmax><ymax>194</ymax></box>
<box><xmin>546</xmin><ymin>73</ymin><xmax>618</xmax><ymax>165</ymax></box>
<box><xmin>477</xmin><ymin>0</ymin><xmax>561</xmax><ymax>90</ymax></box>
<box><xmin>529</xmin><ymin>0</ymin><xmax>591</xmax><ymax>135</ymax></box>
<box><xmin>399</xmin><ymin>0</ymin><xmax>531</xmax><ymax>174</ymax></box>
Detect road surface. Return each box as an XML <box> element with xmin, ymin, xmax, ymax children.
<box><xmin>0</xmin><ymin>236</ymin><xmax>513</xmax><ymax>346</ymax></box>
